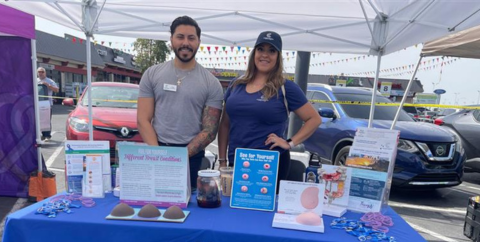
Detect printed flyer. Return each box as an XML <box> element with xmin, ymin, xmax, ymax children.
<box><xmin>348</xmin><ymin>168</ymin><xmax>387</xmax><ymax>213</ymax></box>
<box><xmin>82</xmin><ymin>154</ymin><xmax>104</xmax><ymax>198</ymax></box>
<box><xmin>230</xmin><ymin>148</ymin><xmax>279</xmax><ymax>211</ymax></box>
<box><xmin>345</xmin><ymin>127</ymin><xmax>400</xmax><ymax>213</ymax></box>
<box><xmin>118</xmin><ymin>144</ymin><xmax>190</xmax><ymax>208</ymax></box>
<box><xmin>65</xmin><ymin>141</ymin><xmax>110</xmax><ymax>194</ymax></box>
<box><xmin>346</xmin><ymin>128</ymin><xmax>399</xmax><ymax>172</ymax></box>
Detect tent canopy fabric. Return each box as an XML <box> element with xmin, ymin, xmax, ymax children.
<box><xmin>0</xmin><ymin>4</ymin><xmax>34</xmax><ymax>39</ymax></box>
<box><xmin>3</xmin><ymin>0</ymin><xmax>480</xmax><ymax>55</ymax></box>
<box><xmin>422</xmin><ymin>24</ymin><xmax>480</xmax><ymax>59</ymax></box>
<box><xmin>0</xmin><ymin>5</ymin><xmax>37</xmax><ymax>197</ymax></box>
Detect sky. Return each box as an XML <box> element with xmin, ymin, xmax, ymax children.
<box><xmin>36</xmin><ymin>17</ymin><xmax>480</xmax><ymax>106</ymax></box>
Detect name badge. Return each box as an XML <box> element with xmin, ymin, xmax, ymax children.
<box><xmin>163</xmin><ymin>84</ymin><xmax>177</xmax><ymax>92</ymax></box>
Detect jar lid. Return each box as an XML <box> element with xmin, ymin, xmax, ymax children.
<box><xmin>198</xmin><ymin>170</ymin><xmax>220</xmax><ymax>177</ymax></box>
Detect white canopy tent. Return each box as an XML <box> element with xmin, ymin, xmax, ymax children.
<box><xmin>4</xmin><ymin>0</ymin><xmax>480</xmax><ymax>136</ymax></box>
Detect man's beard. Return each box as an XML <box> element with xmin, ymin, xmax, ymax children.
<box><xmin>174</xmin><ymin>46</ymin><xmax>198</xmax><ymax>63</ymax></box>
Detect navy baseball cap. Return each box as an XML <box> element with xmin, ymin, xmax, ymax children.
<box><xmin>254</xmin><ymin>31</ymin><xmax>282</xmax><ymax>52</ymax></box>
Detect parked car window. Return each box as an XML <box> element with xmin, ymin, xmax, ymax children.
<box><xmin>402</xmin><ymin>106</ymin><xmax>418</xmax><ymax>114</ymax></box>
<box><xmin>82</xmin><ymin>86</ymin><xmax>138</xmax><ymax>108</ymax></box>
<box><xmin>335</xmin><ymin>93</ymin><xmax>413</xmax><ymax>121</ymax></box>
<box><xmin>309</xmin><ymin>91</ymin><xmax>334</xmax><ymax>110</ymax></box>
<box><xmin>438</xmin><ymin>108</ymin><xmax>457</xmax><ymax>116</ymax></box>
<box><xmin>473</xmin><ymin>110</ymin><xmax>480</xmax><ymax>122</ymax></box>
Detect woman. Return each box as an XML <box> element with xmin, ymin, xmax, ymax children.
<box><xmin>217</xmin><ymin>31</ymin><xmax>321</xmax><ymax>187</ymax></box>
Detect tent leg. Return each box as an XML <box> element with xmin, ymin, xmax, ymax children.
<box><xmin>288</xmin><ymin>51</ymin><xmax>310</xmax><ymax>139</ymax></box>
<box><xmin>32</xmin><ymin>39</ymin><xmax>43</xmax><ymax>172</ymax></box>
<box><xmin>390</xmin><ymin>56</ymin><xmax>423</xmax><ymax>129</ymax></box>
<box><xmin>368</xmin><ymin>53</ymin><xmax>383</xmax><ymax>128</ymax></box>
<box><xmin>86</xmin><ymin>36</ymin><xmax>93</xmax><ymax>141</ymax></box>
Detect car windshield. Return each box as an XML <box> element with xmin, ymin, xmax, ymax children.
<box><xmin>81</xmin><ymin>86</ymin><xmax>138</xmax><ymax>108</ymax></box>
<box><xmin>335</xmin><ymin>93</ymin><xmax>413</xmax><ymax>121</ymax></box>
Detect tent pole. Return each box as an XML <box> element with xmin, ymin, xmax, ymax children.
<box><xmin>288</xmin><ymin>51</ymin><xmax>310</xmax><ymax>139</ymax></box>
<box><xmin>368</xmin><ymin>53</ymin><xmax>383</xmax><ymax>128</ymax></box>
<box><xmin>86</xmin><ymin>36</ymin><xmax>93</xmax><ymax>140</ymax></box>
<box><xmin>32</xmin><ymin>39</ymin><xmax>42</xmax><ymax>172</ymax></box>
<box><xmin>390</xmin><ymin>55</ymin><xmax>423</xmax><ymax>129</ymax></box>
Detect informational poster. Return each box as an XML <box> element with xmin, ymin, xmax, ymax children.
<box><xmin>82</xmin><ymin>154</ymin><xmax>104</xmax><ymax>198</ymax></box>
<box><xmin>318</xmin><ymin>165</ymin><xmax>352</xmax><ymax>208</ymax></box>
<box><xmin>277</xmin><ymin>181</ymin><xmax>325</xmax><ymax>215</ymax></box>
<box><xmin>274</xmin><ymin>181</ymin><xmax>325</xmax><ymax>233</ymax></box>
<box><xmin>345</xmin><ymin>128</ymin><xmax>399</xmax><ymax>213</ymax></box>
<box><xmin>380</xmin><ymin>82</ymin><xmax>392</xmax><ymax>97</ymax></box>
<box><xmin>348</xmin><ymin>168</ymin><xmax>387</xmax><ymax>213</ymax></box>
<box><xmin>118</xmin><ymin>144</ymin><xmax>190</xmax><ymax>208</ymax></box>
<box><xmin>230</xmin><ymin>148</ymin><xmax>279</xmax><ymax>211</ymax></box>
<box><xmin>335</xmin><ymin>79</ymin><xmax>347</xmax><ymax>87</ymax></box>
<box><xmin>65</xmin><ymin>141</ymin><xmax>110</xmax><ymax>194</ymax></box>
<box><xmin>346</xmin><ymin>128</ymin><xmax>399</xmax><ymax>172</ymax></box>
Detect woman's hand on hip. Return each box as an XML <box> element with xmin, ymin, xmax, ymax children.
<box><xmin>265</xmin><ymin>133</ymin><xmax>290</xmax><ymax>150</ymax></box>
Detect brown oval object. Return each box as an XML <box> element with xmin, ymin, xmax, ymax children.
<box><xmin>111</xmin><ymin>203</ymin><xmax>135</xmax><ymax>217</ymax></box>
<box><xmin>163</xmin><ymin>205</ymin><xmax>185</xmax><ymax>219</ymax></box>
<box><xmin>138</xmin><ymin>204</ymin><xmax>161</xmax><ymax>218</ymax></box>
<box><xmin>300</xmin><ymin>187</ymin><xmax>320</xmax><ymax>209</ymax></box>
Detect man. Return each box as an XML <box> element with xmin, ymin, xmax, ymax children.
<box><xmin>37</xmin><ymin>67</ymin><xmax>59</xmax><ymax>141</ymax></box>
<box><xmin>137</xmin><ymin>16</ymin><xmax>223</xmax><ymax>189</ymax></box>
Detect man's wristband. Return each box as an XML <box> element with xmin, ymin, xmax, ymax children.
<box><xmin>287</xmin><ymin>138</ymin><xmax>295</xmax><ymax>149</ymax></box>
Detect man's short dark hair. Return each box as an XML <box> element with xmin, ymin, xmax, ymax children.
<box><xmin>170</xmin><ymin>16</ymin><xmax>201</xmax><ymax>38</ymax></box>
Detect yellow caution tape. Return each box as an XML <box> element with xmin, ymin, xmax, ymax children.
<box><xmin>38</xmin><ymin>95</ymin><xmax>137</xmax><ymax>103</ymax></box>
<box><xmin>309</xmin><ymin>99</ymin><xmax>480</xmax><ymax>110</ymax></box>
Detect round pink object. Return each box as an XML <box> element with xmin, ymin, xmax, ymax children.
<box><xmin>261</xmin><ymin>188</ymin><xmax>268</xmax><ymax>194</ymax></box>
<box><xmin>296</xmin><ymin>212</ymin><xmax>322</xmax><ymax>226</ymax></box>
<box><xmin>242</xmin><ymin>174</ymin><xmax>249</xmax><ymax>180</ymax></box>
<box><xmin>301</xmin><ymin>187</ymin><xmax>320</xmax><ymax>209</ymax></box>
<box><xmin>241</xmin><ymin>186</ymin><xmax>248</xmax><ymax>192</ymax></box>
<box><xmin>243</xmin><ymin>161</ymin><xmax>250</xmax><ymax>168</ymax></box>
<box><xmin>262</xmin><ymin>176</ymin><xmax>269</xmax><ymax>182</ymax></box>
<box><xmin>264</xmin><ymin>163</ymin><xmax>271</xmax><ymax>170</ymax></box>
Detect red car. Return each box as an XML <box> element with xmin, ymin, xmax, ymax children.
<box><xmin>64</xmin><ymin>82</ymin><xmax>143</xmax><ymax>161</ymax></box>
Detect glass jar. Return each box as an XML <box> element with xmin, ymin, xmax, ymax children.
<box><xmin>196</xmin><ymin>170</ymin><xmax>221</xmax><ymax>208</ymax></box>
<box><xmin>219</xmin><ymin>167</ymin><xmax>234</xmax><ymax>197</ymax></box>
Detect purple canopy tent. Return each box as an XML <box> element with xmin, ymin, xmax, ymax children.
<box><xmin>0</xmin><ymin>5</ymin><xmax>41</xmax><ymax>197</ymax></box>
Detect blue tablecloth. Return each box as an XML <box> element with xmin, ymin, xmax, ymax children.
<box><xmin>2</xmin><ymin>193</ymin><xmax>426</xmax><ymax>242</ymax></box>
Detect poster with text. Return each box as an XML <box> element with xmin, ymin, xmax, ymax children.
<box><xmin>65</xmin><ymin>141</ymin><xmax>110</xmax><ymax>194</ymax></box>
<box><xmin>119</xmin><ymin>144</ymin><xmax>190</xmax><ymax>208</ymax></box>
<box><xmin>230</xmin><ymin>148</ymin><xmax>279</xmax><ymax>211</ymax></box>
<box><xmin>348</xmin><ymin>168</ymin><xmax>387</xmax><ymax>213</ymax></box>
<box><xmin>318</xmin><ymin>164</ymin><xmax>352</xmax><ymax>207</ymax></box>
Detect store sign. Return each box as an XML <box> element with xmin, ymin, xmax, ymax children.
<box><xmin>336</xmin><ymin>79</ymin><xmax>347</xmax><ymax>87</ymax></box>
<box><xmin>380</xmin><ymin>82</ymin><xmax>392</xmax><ymax>97</ymax></box>
<box><xmin>390</xmin><ymin>90</ymin><xmax>414</xmax><ymax>97</ymax></box>
<box><xmin>39</xmin><ymin>63</ymin><xmax>55</xmax><ymax>70</ymax></box>
<box><xmin>113</xmin><ymin>56</ymin><xmax>126</xmax><ymax>64</ymax></box>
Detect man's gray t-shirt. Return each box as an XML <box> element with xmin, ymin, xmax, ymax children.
<box><xmin>138</xmin><ymin>60</ymin><xmax>223</xmax><ymax>144</ymax></box>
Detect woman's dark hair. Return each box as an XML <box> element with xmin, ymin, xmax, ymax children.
<box><xmin>170</xmin><ymin>16</ymin><xmax>201</xmax><ymax>38</ymax></box>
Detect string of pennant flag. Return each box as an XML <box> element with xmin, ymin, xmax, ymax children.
<box><xmin>62</xmin><ymin>36</ymin><xmax>457</xmax><ymax>77</ymax></box>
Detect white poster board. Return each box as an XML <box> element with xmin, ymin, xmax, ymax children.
<box><xmin>345</xmin><ymin>128</ymin><xmax>399</xmax><ymax>213</ymax></box>
<box><xmin>65</xmin><ymin>141</ymin><xmax>110</xmax><ymax>196</ymax></box>
<box><xmin>118</xmin><ymin>144</ymin><xmax>190</xmax><ymax>208</ymax></box>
